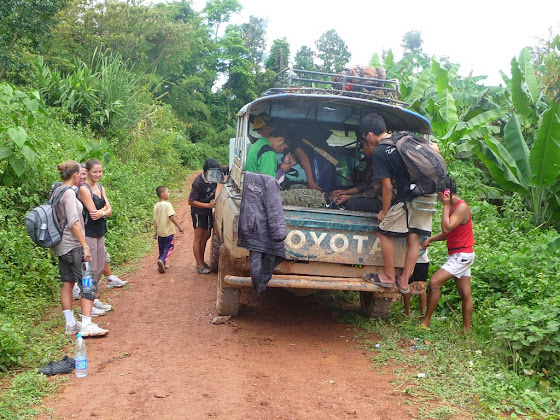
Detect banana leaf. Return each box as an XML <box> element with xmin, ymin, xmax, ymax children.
<box><xmin>503</xmin><ymin>113</ymin><xmax>531</xmax><ymax>186</ymax></box>
<box><xmin>518</xmin><ymin>47</ymin><xmax>540</xmax><ymax>104</ymax></box>
<box><xmin>472</xmin><ymin>136</ymin><xmax>528</xmax><ymax>193</ymax></box>
<box><xmin>530</xmin><ymin>101</ymin><xmax>560</xmax><ymax>186</ymax></box>
<box><xmin>407</xmin><ymin>68</ymin><xmax>432</xmax><ymax>102</ymax></box>
<box><xmin>510</xmin><ymin>58</ymin><xmax>531</xmax><ymax>118</ymax></box>
<box><xmin>439</xmin><ymin>89</ymin><xmax>458</xmax><ymax>125</ymax></box>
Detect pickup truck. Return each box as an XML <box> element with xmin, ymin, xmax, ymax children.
<box><xmin>210</xmin><ymin>69</ymin><xmax>434</xmax><ymax>318</ymax></box>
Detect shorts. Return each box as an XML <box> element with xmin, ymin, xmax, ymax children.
<box><xmin>192</xmin><ymin>213</ymin><xmax>213</xmax><ymax>230</ymax></box>
<box><xmin>104</xmin><ymin>249</ymin><xmax>111</xmax><ymax>263</ymax></box>
<box><xmin>409</xmin><ymin>262</ymin><xmax>429</xmax><ymax>284</ymax></box>
<box><xmin>58</xmin><ymin>247</ymin><xmax>83</xmax><ymax>283</ymax></box>
<box><xmin>378</xmin><ymin>199</ymin><xmax>433</xmax><ymax>237</ymax></box>
<box><xmin>442</xmin><ymin>252</ymin><xmax>475</xmax><ymax>279</ymax></box>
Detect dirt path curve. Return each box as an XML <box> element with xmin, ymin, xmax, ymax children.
<box><xmin>39</xmin><ymin>174</ymin><xmax>420</xmax><ymax>420</ymax></box>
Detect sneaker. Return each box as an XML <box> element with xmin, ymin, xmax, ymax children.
<box><xmin>94</xmin><ymin>299</ymin><xmax>112</xmax><ymax>312</ymax></box>
<box><xmin>38</xmin><ymin>355</ymin><xmax>75</xmax><ymax>376</ymax></box>
<box><xmin>80</xmin><ymin>322</ymin><xmax>109</xmax><ymax>337</ymax></box>
<box><xmin>65</xmin><ymin>321</ymin><xmax>82</xmax><ymax>336</ymax></box>
<box><xmin>157</xmin><ymin>260</ymin><xmax>165</xmax><ymax>273</ymax></box>
<box><xmin>106</xmin><ymin>276</ymin><xmax>128</xmax><ymax>289</ymax></box>
<box><xmin>91</xmin><ymin>306</ymin><xmax>106</xmax><ymax>317</ymax></box>
<box><xmin>164</xmin><ymin>264</ymin><xmax>169</xmax><ymax>270</ymax></box>
<box><xmin>197</xmin><ymin>266</ymin><xmax>211</xmax><ymax>274</ymax></box>
<box><xmin>73</xmin><ymin>284</ymin><xmax>80</xmax><ymax>300</ymax></box>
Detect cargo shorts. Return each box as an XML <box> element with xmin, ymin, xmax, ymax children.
<box><xmin>378</xmin><ymin>199</ymin><xmax>433</xmax><ymax>237</ymax></box>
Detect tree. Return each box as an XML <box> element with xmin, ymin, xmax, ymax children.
<box><xmin>203</xmin><ymin>0</ymin><xmax>242</xmax><ymax>41</ymax></box>
<box><xmin>536</xmin><ymin>31</ymin><xmax>560</xmax><ymax>102</ymax></box>
<box><xmin>315</xmin><ymin>30</ymin><xmax>351</xmax><ymax>73</ymax></box>
<box><xmin>294</xmin><ymin>46</ymin><xmax>316</xmax><ymax>71</ymax></box>
<box><xmin>264</xmin><ymin>39</ymin><xmax>290</xmax><ymax>73</ymax></box>
<box><xmin>241</xmin><ymin>16</ymin><xmax>268</xmax><ymax>74</ymax></box>
<box><xmin>0</xmin><ymin>0</ymin><xmax>68</xmax><ymax>80</ymax></box>
<box><xmin>401</xmin><ymin>30</ymin><xmax>424</xmax><ymax>55</ymax></box>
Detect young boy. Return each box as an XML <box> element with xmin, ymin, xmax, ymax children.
<box><xmin>153</xmin><ymin>186</ymin><xmax>184</xmax><ymax>274</ymax></box>
<box><xmin>402</xmin><ymin>245</ymin><xmax>429</xmax><ymax>316</ymax></box>
<box><xmin>188</xmin><ymin>159</ymin><xmax>223</xmax><ymax>274</ymax></box>
<box><xmin>420</xmin><ymin>177</ymin><xmax>475</xmax><ymax>332</ymax></box>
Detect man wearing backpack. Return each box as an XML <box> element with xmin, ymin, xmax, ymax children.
<box><xmin>360</xmin><ymin>113</ymin><xmax>434</xmax><ymax>295</ymax></box>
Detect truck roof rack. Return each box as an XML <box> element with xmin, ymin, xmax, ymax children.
<box><xmin>265</xmin><ymin>68</ymin><xmax>406</xmax><ymax>107</ymax></box>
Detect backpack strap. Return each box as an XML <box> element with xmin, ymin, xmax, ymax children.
<box><xmin>257</xmin><ymin>144</ymin><xmax>274</xmax><ymax>160</ymax></box>
<box><xmin>49</xmin><ymin>185</ymin><xmax>71</xmax><ymax>206</ymax></box>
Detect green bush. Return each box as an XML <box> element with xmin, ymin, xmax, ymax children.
<box><xmin>489</xmin><ymin>299</ymin><xmax>560</xmax><ymax>382</ymax></box>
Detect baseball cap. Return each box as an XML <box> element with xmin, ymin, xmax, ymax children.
<box><xmin>253</xmin><ymin>115</ymin><xmax>266</xmax><ymax>130</ymax></box>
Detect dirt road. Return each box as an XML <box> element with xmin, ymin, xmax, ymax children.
<box><xmin>39</xmin><ymin>175</ymin><xmax>421</xmax><ymax>420</ymax></box>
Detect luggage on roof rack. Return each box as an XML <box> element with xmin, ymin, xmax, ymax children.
<box><xmin>267</xmin><ymin>68</ymin><xmax>404</xmax><ymax>106</ymax></box>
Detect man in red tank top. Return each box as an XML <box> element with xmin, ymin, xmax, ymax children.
<box><xmin>419</xmin><ymin>177</ymin><xmax>475</xmax><ymax>332</ymax></box>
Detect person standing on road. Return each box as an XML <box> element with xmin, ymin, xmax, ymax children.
<box><xmin>78</xmin><ymin>159</ymin><xmax>113</xmax><ymax>320</ymax></box>
<box><xmin>154</xmin><ymin>185</ymin><xmax>184</xmax><ymax>274</ymax></box>
<box><xmin>188</xmin><ymin>158</ymin><xmax>223</xmax><ymax>274</ymax></box>
<box><xmin>51</xmin><ymin>161</ymin><xmax>107</xmax><ymax>338</ymax></box>
<box><xmin>420</xmin><ymin>177</ymin><xmax>475</xmax><ymax>332</ymax></box>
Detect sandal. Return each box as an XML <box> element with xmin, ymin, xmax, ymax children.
<box><xmin>396</xmin><ymin>276</ymin><xmax>410</xmax><ymax>294</ymax></box>
<box><xmin>363</xmin><ymin>273</ymin><xmax>395</xmax><ymax>288</ymax></box>
<box><xmin>197</xmin><ymin>267</ymin><xmax>211</xmax><ymax>274</ymax></box>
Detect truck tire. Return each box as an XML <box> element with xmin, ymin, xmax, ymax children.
<box><xmin>208</xmin><ymin>232</ymin><xmax>221</xmax><ymax>274</ymax></box>
<box><xmin>216</xmin><ymin>246</ymin><xmax>240</xmax><ymax>316</ymax></box>
<box><xmin>359</xmin><ymin>292</ymin><xmax>393</xmax><ymax>319</ymax></box>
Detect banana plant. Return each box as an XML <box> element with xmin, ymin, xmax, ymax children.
<box><xmin>471</xmin><ymin>48</ymin><xmax>560</xmax><ymax>226</ymax></box>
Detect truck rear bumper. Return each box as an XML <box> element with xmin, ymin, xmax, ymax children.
<box><xmin>223</xmin><ymin>274</ymin><xmax>399</xmax><ymax>296</ymax></box>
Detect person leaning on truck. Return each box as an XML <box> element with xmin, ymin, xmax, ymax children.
<box><xmin>245</xmin><ymin>124</ymin><xmax>295</xmax><ymax>180</ymax></box>
<box><xmin>360</xmin><ymin>113</ymin><xmax>433</xmax><ymax>295</ymax></box>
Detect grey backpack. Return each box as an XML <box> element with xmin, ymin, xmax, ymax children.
<box><xmin>25</xmin><ymin>186</ymin><xmax>70</xmax><ymax>248</ymax></box>
<box><xmin>380</xmin><ymin>132</ymin><xmax>448</xmax><ymax>196</ymax></box>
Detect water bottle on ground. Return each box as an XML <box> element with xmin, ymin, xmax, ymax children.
<box><xmin>81</xmin><ymin>259</ymin><xmax>93</xmax><ymax>295</ymax></box>
<box><xmin>75</xmin><ymin>333</ymin><xmax>87</xmax><ymax>377</ymax></box>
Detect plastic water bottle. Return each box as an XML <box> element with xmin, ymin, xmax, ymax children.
<box><xmin>75</xmin><ymin>333</ymin><xmax>87</xmax><ymax>377</ymax></box>
<box><xmin>81</xmin><ymin>260</ymin><xmax>93</xmax><ymax>295</ymax></box>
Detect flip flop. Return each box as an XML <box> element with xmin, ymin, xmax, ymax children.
<box><xmin>363</xmin><ymin>273</ymin><xmax>394</xmax><ymax>288</ymax></box>
<box><xmin>396</xmin><ymin>276</ymin><xmax>410</xmax><ymax>294</ymax></box>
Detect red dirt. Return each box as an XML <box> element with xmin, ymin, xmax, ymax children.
<box><xmin>38</xmin><ymin>174</ymin><xmax>429</xmax><ymax>420</ymax></box>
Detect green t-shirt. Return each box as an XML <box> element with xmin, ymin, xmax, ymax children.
<box><xmin>245</xmin><ymin>137</ymin><xmax>277</xmax><ymax>177</ymax></box>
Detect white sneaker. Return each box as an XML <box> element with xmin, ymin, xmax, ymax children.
<box><xmin>106</xmin><ymin>276</ymin><xmax>128</xmax><ymax>289</ymax></box>
<box><xmin>91</xmin><ymin>306</ymin><xmax>106</xmax><ymax>317</ymax></box>
<box><xmin>73</xmin><ymin>284</ymin><xmax>80</xmax><ymax>300</ymax></box>
<box><xmin>94</xmin><ymin>299</ymin><xmax>112</xmax><ymax>312</ymax></box>
<box><xmin>80</xmin><ymin>322</ymin><xmax>108</xmax><ymax>337</ymax></box>
<box><xmin>65</xmin><ymin>321</ymin><xmax>82</xmax><ymax>336</ymax></box>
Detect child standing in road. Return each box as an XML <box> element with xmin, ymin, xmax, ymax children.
<box><xmin>188</xmin><ymin>159</ymin><xmax>223</xmax><ymax>274</ymax></box>
<box><xmin>154</xmin><ymin>186</ymin><xmax>184</xmax><ymax>274</ymax></box>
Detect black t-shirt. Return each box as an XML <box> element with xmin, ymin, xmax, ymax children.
<box><xmin>372</xmin><ymin>142</ymin><xmax>412</xmax><ymax>204</ymax></box>
<box><xmin>188</xmin><ymin>174</ymin><xmax>217</xmax><ymax>216</ymax></box>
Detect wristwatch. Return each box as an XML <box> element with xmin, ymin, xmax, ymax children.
<box><xmin>102</xmin><ymin>211</ymin><xmax>106</xmax><ymax>218</ymax></box>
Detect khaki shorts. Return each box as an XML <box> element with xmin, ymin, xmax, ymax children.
<box><xmin>378</xmin><ymin>200</ymin><xmax>433</xmax><ymax>237</ymax></box>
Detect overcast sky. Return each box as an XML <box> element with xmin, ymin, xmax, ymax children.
<box><xmin>191</xmin><ymin>0</ymin><xmax>560</xmax><ymax>86</ymax></box>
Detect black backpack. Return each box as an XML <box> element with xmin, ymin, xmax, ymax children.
<box><xmin>380</xmin><ymin>132</ymin><xmax>447</xmax><ymax>196</ymax></box>
<box><xmin>25</xmin><ymin>186</ymin><xmax>71</xmax><ymax>248</ymax></box>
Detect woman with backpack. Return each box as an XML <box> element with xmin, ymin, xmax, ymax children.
<box><xmin>50</xmin><ymin>161</ymin><xmax>107</xmax><ymax>337</ymax></box>
<box><xmin>78</xmin><ymin>159</ymin><xmax>113</xmax><ymax>335</ymax></box>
